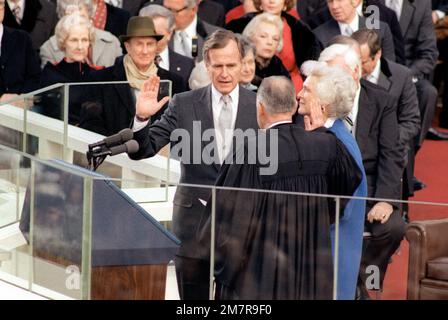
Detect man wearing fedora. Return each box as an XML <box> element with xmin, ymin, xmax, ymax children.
<box><xmin>80</xmin><ymin>16</ymin><xmax>186</xmax><ymax>136</ymax></box>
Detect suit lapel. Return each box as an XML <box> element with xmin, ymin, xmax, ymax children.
<box><xmin>356</xmin><ymin>86</ymin><xmax>376</xmax><ymax>143</ymax></box>
<box><xmin>113</xmin><ymin>59</ymin><xmax>135</xmax><ymax>117</ymax></box>
<box><xmin>21</xmin><ymin>0</ymin><xmax>40</xmax><ymax>33</ymax></box>
<box><xmin>0</xmin><ymin>28</ymin><xmax>16</xmax><ymax>64</ymax></box>
<box><xmin>234</xmin><ymin>87</ymin><xmax>256</xmax><ymax>131</ymax></box>
<box><xmin>399</xmin><ymin>0</ymin><xmax>415</xmax><ymax>36</ymax></box>
<box><xmin>378</xmin><ymin>70</ymin><xmax>392</xmax><ymax>91</ymax></box>
<box><xmin>193</xmin><ymin>85</ymin><xmax>220</xmax><ymax>171</ymax></box>
<box><xmin>328</xmin><ymin>19</ymin><xmax>342</xmax><ymax>42</ymax></box>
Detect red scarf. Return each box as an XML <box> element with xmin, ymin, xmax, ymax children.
<box><xmin>93</xmin><ymin>0</ymin><xmax>107</xmax><ymax>30</ymax></box>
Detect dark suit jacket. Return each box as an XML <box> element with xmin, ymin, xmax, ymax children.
<box><xmin>168</xmin><ymin>17</ymin><xmax>220</xmax><ymax>62</ymax></box>
<box><xmin>123</xmin><ymin>0</ymin><xmax>147</xmax><ymax>15</ymax></box>
<box><xmin>0</xmin><ymin>27</ymin><xmax>41</xmax><ymax>95</ymax></box>
<box><xmin>211</xmin><ymin>0</ymin><xmax>240</xmax><ymax>13</ymax></box>
<box><xmin>198</xmin><ymin>0</ymin><xmax>225</xmax><ymax>27</ymax></box>
<box><xmin>129</xmin><ymin>85</ymin><xmax>258</xmax><ymax>257</ymax></box>
<box><xmin>356</xmin><ymin>80</ymin><xmax>404</xmax><ymax>204</ymax></box>
<box><xmin>306</xmin><ymin>0</ymin><xmax>405</xmax><ymax>65</ymax></box>
<box><xmin>433</xmin><ymin>0</ymin><xmax>448</xmax><ymax>12</ymax></box>
<box><xmin>105</xmin><ymin>3</ymin><xmax>131</xmax><ymax>39</ymax></box>
<box><xmin>168</xmin><ymin>49</ymin><xmax>195</xmax><ymax>89</ymax></box>
<box><xmin>80</xmin><ymin>56</ymin><xmax>185</xmax><ymax>136</ymax></box>
<box><xmin>296</xmin><ymin>0</ymin><xmax>327</xmax><ymax>22</ymax></box>
<box><xmin>313</xmin><ymin>15</ymin><xmax>396</xmax><ymax>61</ymax></box>
<box><xmin>3</xmin><ymin>0</ymin><xmax>58</xmax><ymax>52</ymax></box>
<box><xmin>377</xmin><ymin>58</ymin><xmax>420</xmax><ymax>147</ymax></box>
<box><xmin>393</xmin><ymin>0</ymin><xmax>438</xmax><ymax>78</ymax></box>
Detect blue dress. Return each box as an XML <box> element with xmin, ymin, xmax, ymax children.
<box><xmin>329</xmin><ymin>119</ymin><xmax>367</xmax><ymax>300</ymax></box>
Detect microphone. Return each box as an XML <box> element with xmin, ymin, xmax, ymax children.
<box><xmin>88</xmin><ymin>128</ymin><xmax>134</xmax><ymax>150</ymax></box>
<box><xmin>92</xmin><ymin>140</ymin><xmax>139</xmax><ymax>157</ymax></box>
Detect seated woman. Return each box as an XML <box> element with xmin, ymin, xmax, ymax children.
<box><xmin>40</xmin><ymin>0</ymin><xmax>122</xmax><ymax>68</ymax></box>
<box><xmin>242</xmin><ymin>13</ymin><xmax>290</xmax><ymax>88</ymax></box>
<box><xmin>227</xmin><ymin>0</ymin><xmax>320</xmax><ymax>92</ymax></box>
<box><xmin>297</xmin><ymin>61</ymin><xmax>368</xmax><ymax>300</ymax></box>
<box><xmin>39</xmin><ymin>13</ymin><xmax>102</xmax><ymax>125</ymax></box>
<box><xmin>237</xmin><ymin>34</ymin><xmax>257</xmax><ymax>91</ymax></box>
<box><xmin>80</xmin><ymin>16</ymin><xmax>186</xmax><ymax>136</ymax></box>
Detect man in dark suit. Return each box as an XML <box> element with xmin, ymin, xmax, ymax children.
<box><xmin>122</xmin><ymin>0</ymin><xmax>148</xmax><ymax>15</ymax></box>
<box><xmin>318</xmin><ymin>42</ymin><xmax>406</xmax><ymax>298</ymax></box>
<box><xmin>146</xmin><ymin>0</ymin><xmax>220</xmax><ymax>62</ymax></box>
<box><xmin>313</xmin><ymin>0</ymin><xmax>396</xmax><ymax>61</ymax></box>
<box><xmin>296</xmin><ymin>0</ymin><xmax>327</xmax><ymax>22</ymax></box>
<box><xmin>3</xmin><ymin>0</ymin><xmax>58</xmax><ymax>52</ymax></box>
<box><xmin>100</xmin><ymin>0</ymin><xmax>131</xmax><ymax>39</ymax></box>
<box><xmin>139</xmin><ymin>4</ymin><xmax>195</xmax><ymax>87</ymax></box>
<box><xmin>353</xmin><ymin>28</ymin><xmax>420</xmax><ymax>211</ymax></box>
<box><xmin>197</xmin><ymin>0</ymin><xmax>225</xmax><ymax>27</ymax></box>
<box><xmin>129</xmin><ymin>30</ymin><xmax>258</xmax><ymax>299</ymax></box>
<box><xmin>79</xmin><ymin>16</ymin><xmax>185</xmax><ymax>136</ymax></box>
<box><xmin>0</xmin><ymin>1</ymin><xmax>41</xmax><ymax>103</ymax></box>
<box><xmin>384</xmin><ymin>0</ymin><xmax>439</xmax><ymax>145</ymax></box>
<box><xmin>306</xmin><ymin>0</ymin><xmax>405</xmax><ymax>64</ymax></box>
<box><xmin>211</xmin><ymin>0</ymin><xmax>239</xmax><ymax>13</ymax></box>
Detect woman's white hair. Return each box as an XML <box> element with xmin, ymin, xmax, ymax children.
<box><xmin>55</xmin><ymin>13</ymin><xmax>95</xmax><ymax>52</ymax></box>
<box><xmin>242</xmin><ymin>12</ymin><xmax>284</xmax><ymax>53</ymax></box>
<box><xmin>318</xmin><ymin>44</ymin><xmax>362</xmax><ymax>80</ymax></box>
<box><xmin>304</xmin><ymin>61</ymin><xmax>357</xmax><ymax>119</ymax></box>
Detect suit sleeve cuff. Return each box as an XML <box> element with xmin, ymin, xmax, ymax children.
<box><xmin>132</xmin><ymin>117</ymin><xmax>149</xmax><ymax>132</ymax></box>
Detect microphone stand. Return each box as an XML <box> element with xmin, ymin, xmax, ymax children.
<box><xmin>86</xmin><ymin>146</ymin><xmax>108</xmax><ymax>172</ymax></box>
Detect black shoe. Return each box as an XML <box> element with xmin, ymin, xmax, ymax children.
<box><xmin>426</xmin><ymin>127</ymin><xmax>448</xmax><ymax>140</ymax></box>
<box><xmin>412</xmin><ymin>177</ymin><xmax>427</xmax><ymax>191</ymax></box>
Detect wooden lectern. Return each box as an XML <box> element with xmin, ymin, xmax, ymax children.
<box><xmin>20</xmin><ymin>160</ymin><xmax>180</xmax><ymax>300</ymax></box>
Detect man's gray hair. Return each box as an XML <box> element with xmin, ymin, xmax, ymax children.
<box><xmin>318</xmin><ymin>43</ymin><xmax>362</xmax><ymax>80</ymax></box>
<box><xmin>257</xmin><ymin>76</ymin><xmax>297</xmax><ymax>114</ymax></box>
<box><xmin>304</xmin><ymin>61</ymin><xmax>357</xmax><ymax>119</ymax></box>
<box><xmin>184</xmin><ymin>0</ymin><xmax>200</xmax><ymax>8</ymax></box>
<box><xmin>139</xmin><ymin>4</ymin><xmax>175</xmax><ymax>32</ymax></box>
<box><xmin>56</xmin><ymin>0</ymin><xmax>94</xmax><ymax>19</ymax></box>
<box><xmin>203</xmin><ymin>30</ymin><xmax>243</xmax><ymax>65</ymax></box>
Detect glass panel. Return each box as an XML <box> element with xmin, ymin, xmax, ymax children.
<box><xmin>206</xmin><ymin>187</ymin><xmax>337</xmax><ymax>300</ymax></box>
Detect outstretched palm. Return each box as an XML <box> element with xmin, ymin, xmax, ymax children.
<box><xmin>136</xmin><ymin>75</ymin><xmax>170</xmax><ymax>119</ymax></box>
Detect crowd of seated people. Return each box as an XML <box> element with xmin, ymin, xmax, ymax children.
<box><xmin>1</xmin><ymin>0</ymin><xmax>447</xmax><ymax>300</ymax></box>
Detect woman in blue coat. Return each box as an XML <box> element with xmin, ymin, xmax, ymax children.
<box><xmin>298</xmin><ymin>62</ymin><xmax>368</xmax><ymax>299</ymax></box>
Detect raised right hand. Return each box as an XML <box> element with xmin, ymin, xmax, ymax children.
<box><xmin>136</xmin><ymin>75</ymin><xmax>170</xmax><ymax>120</ymax></box>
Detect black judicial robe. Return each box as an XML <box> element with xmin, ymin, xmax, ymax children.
<box><xmin>197</xmin><ymin>124</ymin><xmax>362</xmax><ymax>300</ymax></box>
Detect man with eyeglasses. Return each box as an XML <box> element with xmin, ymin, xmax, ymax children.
<box><xmin>145</xmin><ymin>0</ymin><xmax>220</xmax><ymax>61</ymax></box>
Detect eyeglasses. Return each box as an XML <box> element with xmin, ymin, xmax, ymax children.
<box><xmin>164</xmin><ymin>4</ymin><xmax>190</xmax><ymax>14</ymax></box>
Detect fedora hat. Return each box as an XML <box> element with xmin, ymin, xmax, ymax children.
<box><xmin>119</xmin><ymin>16</ymin><xmax>163</xmax><ymax>42</ymax></box>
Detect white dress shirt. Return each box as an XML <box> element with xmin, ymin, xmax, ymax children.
<box><xmin>338</xmin><ymin>14</ymin><xmax>360</xmax><ymax>36</ymax></box>
<box><xmin>385</xmin><ymin>0</ymin><xmax>403</xmax><ymax>21</ymax></box>
<box><xmin>158</xmin><ymin>47</ymin><xmax>170</xmax><ymax>71</ymax></box>
<box><xmin>365</xmin><ymin>60</ymin><xmax>381</xmax><ymax>85</ymax></box>
<box><xmin>211</xmin><ymin>84</ymin><xmax>239</xmax><ymax>162</ymax></box>
<box><xmin>173</xmin><ymin>15</ymin><xmax>197</xmax><ymax>58</ymax></box>
<box><xmin>344</xmin><ymin>86</ymin><xmax>361</xmax><ymax>136</ymax></box>
<box><xmin>7</xmin><ymin>0</ymin><xmax>25</xmax><ymax>21</ymax></box>
<box><xmin>0</xmin><ymin>24</ymin><xmax>4</xmax><ymax>56</ymax></box>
